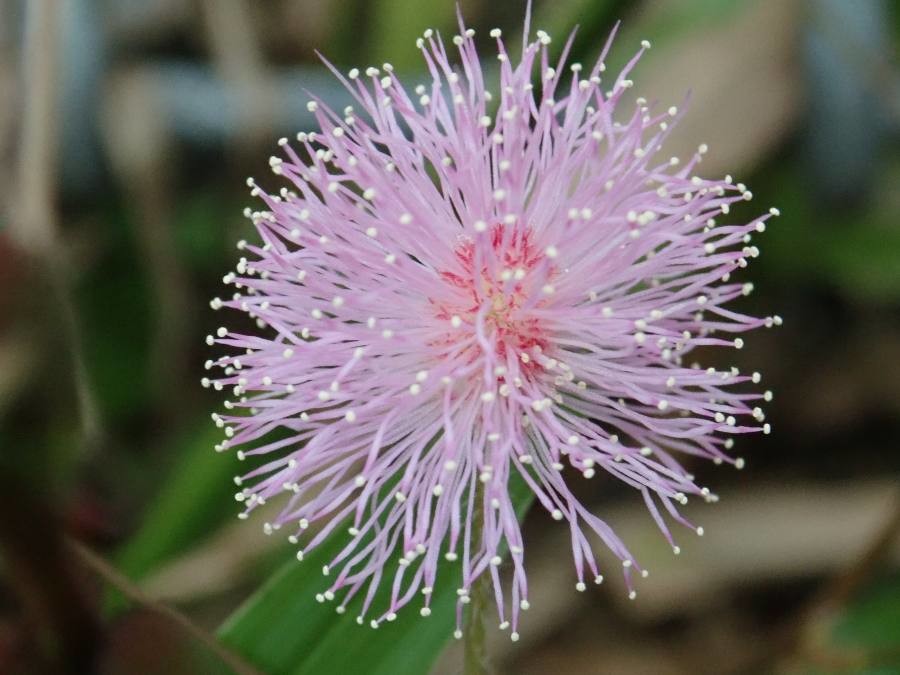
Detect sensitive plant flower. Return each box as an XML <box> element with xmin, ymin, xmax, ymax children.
<box><xmin>204</xmin><ymin>10</ymin><xmax>779</xmax><ymax>641</ymax></box>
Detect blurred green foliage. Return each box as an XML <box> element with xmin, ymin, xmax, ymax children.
<box><xmin>77</xmin><ymin>206</ymin><xmax>152</xmax><ymax>420</ymax></box>
<box><xmin>112</xmin><ymin>424</ymin><xmax>239</xmax><ymax>597</ymax></box>
<box><xmin>821</xmin><ymin>575</ymin><xmax>900</xmax><ymax>675</ymax></box>
<box><xmin>368</xmin><ymin>0</ymin><xmax>457</xmax><ymax>71</ymax></box>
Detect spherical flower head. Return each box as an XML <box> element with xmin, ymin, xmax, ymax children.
<box><xmin>205</xmin><ymin>11</ymin><xmax>778</xmax><ymax>638</ymax></box>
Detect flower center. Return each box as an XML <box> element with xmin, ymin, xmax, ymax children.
<box><xmin>433</xmin><ymin>224</ymin><xmax>551</xmax><ymax>367</ymax></box>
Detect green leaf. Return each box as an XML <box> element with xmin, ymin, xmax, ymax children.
<box><xmin>109</xmin><ymin>424</ymin><xmax>238</xmax><ymax>609</ymax></box>
<box><xmin>218</xmin><ymin>477</ymin><xmax>534</xmax><ymax>675</ymax></box>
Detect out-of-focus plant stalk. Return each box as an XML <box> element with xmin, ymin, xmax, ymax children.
<box><xmin>2</xmin><ymin>5</ymin><xmax>104</xmax><ymax>669</ymax></box>
<box><xmin>16</xmin><ymin>0</ymin><xmax>101</xmax><ymax>451</ymax></box>
<box><xmin>464</xmin><ymin>484</ymin><xmax>491</xmax><ymax>675</ymax></box>
<box><xmin>70</xmin><ymin>539</ymin><xmax>263</xmax><ymax>675</ymax></box>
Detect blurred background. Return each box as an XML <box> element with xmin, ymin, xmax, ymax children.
<box><xmin>1</xmin><ymin>0</ymin><xmax>899</xmax><ymax>673</ymax></box>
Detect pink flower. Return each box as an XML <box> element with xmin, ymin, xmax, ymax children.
<box><xmin>206</xmin><ymin>10</ymin><xmax>778</xmax><ymax>640</ymax></box>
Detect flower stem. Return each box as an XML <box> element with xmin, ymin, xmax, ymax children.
<box><xmin>463</xmin><ymin>485</ymin><xmax>491</xmax><ymax>675</ymax></box>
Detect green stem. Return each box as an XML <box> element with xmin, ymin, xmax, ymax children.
<box><xmin>463</xmin><ymin>485</ymin><xmax>491</xmax><ymax>675</ymax></box>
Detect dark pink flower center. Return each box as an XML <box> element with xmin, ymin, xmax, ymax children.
<box><xmin>433</xmin><ymin>223</ymin><xmax>552</xmax><ymax>368</ymax></box>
